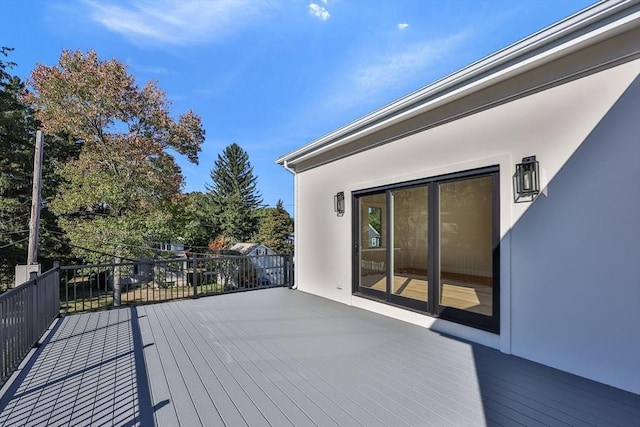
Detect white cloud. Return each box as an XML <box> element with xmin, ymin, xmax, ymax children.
<box><xmin>318</xmin><ymin>31</ymin><xmax>470</xmax><ymax>117</ymax></box>
<box><xmin>127</xmin><ymin>61</ymin><xmax>175</xmax><ymax>77</ymax></box>
<box><xmin>355</xmin><ymin>32</ymin><xmax>468</xmax><ymax>90</ymax></box>
<box><xmin>397</xmin><ymin>23</ymin><xmax>409</xmax><ymax>30</ymax></box>
<box><xmin>308</xmin><ymin>3</ymin><xmax>330</xmax><ymax>21</ymax></box>
<box><xmin>82</xmin><ymin>0</ymin><xmax>272</xmax><ymax>45</ymax></box>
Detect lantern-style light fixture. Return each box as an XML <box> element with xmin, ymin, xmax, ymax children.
<box><xmin>514</xmin><ymin>155</ymin><xmax>540</xmax><ymax>203</ymax></box>
<box><xmin>334</xmin><ymin>191</ymin><xmax>345</xmax><ymax>216</ymax></box>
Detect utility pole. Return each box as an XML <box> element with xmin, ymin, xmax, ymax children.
<box><xmin>27</xmin><ymin>130</ymin><xmax>44</xmax><ymax>265</ymax></box>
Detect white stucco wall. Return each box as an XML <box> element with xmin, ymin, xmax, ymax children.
<box><xmin>292</xmin><ymin>57</ymin><xmax>639</xmax><ymax>393</ymax></box>
<box><xmin>509</xmin><ymin>73</ymin><xmax>640</xmax><ymax>394</ymax></box>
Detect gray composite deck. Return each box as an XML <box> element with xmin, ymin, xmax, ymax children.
<box><xmin>0</xmin><ymin>288</ymin><xmax>638</xmax><ymax>426</ymax></box>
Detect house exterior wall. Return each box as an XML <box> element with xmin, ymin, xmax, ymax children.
<box><xmin>509</xmin><ymin>74</ymin><xmax>640</xmax><ymax>395</ymax></box>
<box><xmin>292</xmin><ymin>50</ymin><xmax>639</xmax><ymax>393</ymax></box>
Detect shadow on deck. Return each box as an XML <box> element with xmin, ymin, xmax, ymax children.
<box><xmin>1</xmin><ymin>288</ymin><xmax>638</xmax><ymax>426</ymax></box>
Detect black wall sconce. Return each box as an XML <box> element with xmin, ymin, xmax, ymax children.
<box><xmin>334</xmin><ymin>191</ymin><xmax>345</xmax><ymax>216</ymax></box>
<box><xmin>514</xmin><ymin>155</ymin><xmax>540</xmax><ymax>203</ymax></box>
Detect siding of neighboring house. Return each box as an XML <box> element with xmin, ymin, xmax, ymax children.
<box><xmin>230</xmin><ymin>243</ymin><xmax>287</xmax><ymax>286</ymax></box>
<box><xmin>280</xmin><ymin>3</ymin><xmax>640</xmax><ymax>394</ymax></box>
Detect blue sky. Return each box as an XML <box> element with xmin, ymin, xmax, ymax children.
<box><xmin>1</xmin><ymin>0</ymin><xmax>596</xmax><ymax>212</ymax></box>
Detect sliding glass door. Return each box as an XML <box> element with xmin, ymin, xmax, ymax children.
<box><xmin>354</xmin><ymin>167</ymin><xmax>499</xmax><ymax>332</ymax></box>
<box><xmin>390</xmin><ymin>186</ymin><xmax>429</xmax><ymax>309</ymax></box>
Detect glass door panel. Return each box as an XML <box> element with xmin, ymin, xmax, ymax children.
<box><xmin>353</xmin><ymin>167</ymin><xmax>499</xmax><ymax>332</ymax></box>
<box><xmin>439</xmin><ymin>176</ymin><xmax>494</xmax><ymax>316</ymax></box>
<box><xmin>391</xmin><ymin>186</ymin><xmax>428</xmax><ymax>302</ymax></box>
<box><xmin>358</xmin><ymin>193</ymin><xmax>387</xmax><ymax>293</ymax></box>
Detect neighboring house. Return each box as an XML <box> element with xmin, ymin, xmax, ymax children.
<box><xmin>230</xmin><ymin>242</ymin><xmax>272</xmax><ymax>257</ymax></box>
<box><xmin>132</xmin><ymin>242</ymin><xmax>189</xmax><ymax>288</ymax></box>
<box><xmin>367</xmin><ymin>224</ymin><xmax>381</xmax><ymax>248</ymax></box>
<box><xmin>158</xmin><ymin>242</ymin><xmax>185</xmax><ymax>253</ymax></box>
<box><xmin>230</xmin><ymin>243</ymin><xmax>286</xmax><ymax>286</ymax></box>
<box><xmin>278</xmin><ymin>0</ymin><xmax>639</xmax><ymax>394</ymax></box>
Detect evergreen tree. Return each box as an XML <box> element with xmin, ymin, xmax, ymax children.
<box><xmin>257</xmin><ymin>200</ymin><xmax>293</xmax><ymax>254</ymax></box>
<box><xmin>0</xmin><ymin>48</ymin><xmax>75</xmax><ymax>287</ymax></box>
<box><xmin>205</xmin><ymin>143</ymin><xmax>262</xmax><ymax>244</ymax></box>
<box><xmin>0</xmin><ymin>48</ymin><xmax>30</xmax><ymax>286</ymax></box>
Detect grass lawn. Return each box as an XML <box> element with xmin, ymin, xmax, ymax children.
<box><xmin>60</xmin><ymin>281</ymin><xmax>225</xmax><ymax>313</ymax></box>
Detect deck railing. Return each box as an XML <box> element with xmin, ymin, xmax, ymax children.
<box><xmin>1</xmin><ymin>265</ymin><xmax>60</xmax><ymax>387</ymax></box>
<box><xmin>0</xmin><ymin>254</ymin><xmax>292</xmax><ymax>386</ymax></box>
<box><xmin>60</xmin><ymin>253</ymin><xmax>293</xmax><ymax>314</ymax></box>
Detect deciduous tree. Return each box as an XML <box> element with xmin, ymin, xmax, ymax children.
<box><xmin>177</xmin><ymin>191</ymin><xmax>218</xmax><ymax>248</ymax></box>
<box><xmin>22</xmin><ymin>50</ymin><xmax>205</xmax><ymax>300</ymax></box>
<box><xmin>257</xmin><ymin>200</ymin><xmax>293</xmax><ymax>254</ymax></box>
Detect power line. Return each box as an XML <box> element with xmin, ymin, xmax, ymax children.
<box><xmin>2</xmin><ymin>211</ymin><xmax>31</xmax><ymax>221</ymax></box>
<box><xmin>45</xmin><ymin>229</ymin><xmax>179</xmax><ymax>254</ymax></box>
<box><xmin>46</xmin><ymin>234</ymin><xmax>138</xmax><ymax>262</ymax></box>
<box><xmin>0</xmin><ymin>237</ymin><xmax>28</xmax><ymax>249</ymax></box>
<box><xmin>46</xmin><ymin>229</ymin><xmax>156</xmax><ymax>251</ymax></box>
<box><xmin>0</xmin><ymin>229</ymin><xmax>29</xmax><ymax>236</ymax></box>
<box><xmin>59</xmin><ymin>209</ymin><xmax>111</xmax><ymax>218</ymax></box>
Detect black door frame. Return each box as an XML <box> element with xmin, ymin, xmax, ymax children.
<box><xmin>352</xmin><ymin>166</ymin><xmax>500</xmax><ymax>333</ymax></box>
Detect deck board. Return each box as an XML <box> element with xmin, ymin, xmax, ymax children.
<box><xmin>136</xmin><ymin>305</ymin><xmax>180</xmax><ymax>427</ymax></box>
<box><xmin>191</xmin><ymin>307</ymin><xmax>295</xmax><ymax>427</ymax></box>
<box><xmin>157</xmin><ymin>304</ymin><xmax>249</xmax><ymax>427</ymax></box>
<box><xmin>143</xmin><ymin>303</ymin><xmax>203</xmax><ymax>427</ymax></box>
<box><xmin>202</xmin><ymin>304</ymin><xmax>352</xmax><ymax>427</ymax></box>
<box><xmin>155</xmin><ymin>303</ymin><xmax>225</xmax><ymax>425</ymax></box>
<box><xmin>1</xmin><ymin>288</ymin><xmax>638</xmax><ymax>426</ymax></box>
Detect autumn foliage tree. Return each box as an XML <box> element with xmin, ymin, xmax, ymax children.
<box><xmin>22</xmin><ymin>50</ymin><xmax>205</xmax><ymax>267</ymax></box>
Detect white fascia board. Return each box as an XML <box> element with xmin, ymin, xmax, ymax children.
<box><xmin>276</xmin><ymin>0</ymin><xmax>639</xmax><ymax>169</ymax></box>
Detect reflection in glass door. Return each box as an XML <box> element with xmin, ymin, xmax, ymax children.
<box><xmin>439</xmin><ymin>176</ymin><xmax>494</xmax><ymax>316</ymax></box>
<box><xmin>391</xmin><ymin>186</ymin><xmax>428</xmax><ymax>303</ymax></box>
<box><xmin>358</xmin><ymin>193</ymin><xmax>387</xmax><ymax>295</ymax></box>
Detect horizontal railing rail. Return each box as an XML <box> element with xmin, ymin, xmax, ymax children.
<box><xmin>60</xmin><ymin>253</ymin><xmax>293</xmax><ymax>314</ymax></box>
<box><xmin>1</xmin><ymin>265</ymin><xmax>60</xmax><ymax>387</ymax></box>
